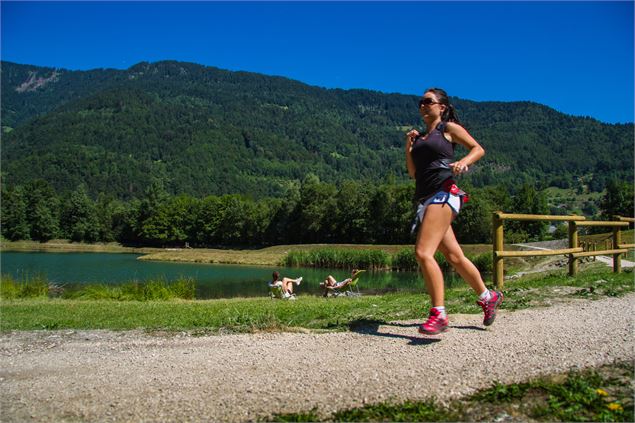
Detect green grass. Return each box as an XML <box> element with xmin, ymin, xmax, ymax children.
<box><xmin>1</xmin><ymin>267</ymin><xmax>631</xmax><ymax>332</ymax></box>
<box><xmin>0</xmin><ymin>274</ymin><xmax>196</xmax><ymax>301</ymax></box>
<box><xmin>499</xmin><ymin>265</ymin><xmax>633</xmax><ymax>309</ymax></box>
<box><xmin>268</xmin><ymin>361</ymin><xmax>633</xmax><ymax>422</ymax></box>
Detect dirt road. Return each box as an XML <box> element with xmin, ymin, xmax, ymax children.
<box><xmin>1</xmin><ymin>294</ymin><xmax>633</xmax><ymax>422</ymax></box>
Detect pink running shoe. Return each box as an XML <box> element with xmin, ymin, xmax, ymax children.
<box><xmin>418</xmin><ymin>308</ymin><xmax>449</xmax><ymax>335</ymax></box>
<box><xmin>477</xmin><ymin>290</ymin><xmax>504</xmax><ymax>326</ymax></box>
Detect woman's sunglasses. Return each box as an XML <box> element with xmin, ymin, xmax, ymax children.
<box><xmin>418</xmin><ymin>98</ymin><xmax>440</xmax><ymax>108</ymax></box>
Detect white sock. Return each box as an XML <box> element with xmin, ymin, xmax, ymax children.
<box><xmin>433</xmin><ymin>306</ymin><xmax>446</xmax><ymax>318</ymax></box>
<box><xmin>479</xmin><ymin>289</ymin><xmax>491</xmax><ymax>301</ymax></box>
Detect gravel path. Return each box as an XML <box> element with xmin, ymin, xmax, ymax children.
<box><xmin>1</xmin><ymin>294</ymin><xmax>634</xmax><ymax>422</ymax></box>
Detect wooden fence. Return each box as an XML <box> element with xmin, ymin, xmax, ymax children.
<box><xmin>492</xmin><ymin>213</ymin><xmax>634</xmax><ymax>289</ymax></box>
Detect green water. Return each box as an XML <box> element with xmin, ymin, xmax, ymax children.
<box><xmin>0</xmin><ymin>251</ymin><xmax>466</xmax><ymax>299</ymax></box>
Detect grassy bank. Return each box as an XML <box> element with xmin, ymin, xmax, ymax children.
<box><xmin>137</xmin><ymin>243</ymin><xmax>434</xmax><ymax>267</ymax></box>
<box><xmin>269</xmin><ymin>361</ymin><xmax>634</xmax><ymax>422</ymax></box>
<box><xmin>0</xmin><ymin>239</ymin><xmax>159</xmax><ymax>254</ymax></box>
<box><xmin>1</xmin><ymin>267</ymin><xmax>631</xmax><ymax>332</ymax></box>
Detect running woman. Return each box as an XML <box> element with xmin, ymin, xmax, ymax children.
<box><xmin>405</xmin><ymin>88</ymin><xmax>503</xmax><ymax>335</ymax></box>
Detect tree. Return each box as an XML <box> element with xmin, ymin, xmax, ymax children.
<box><xmin>24</xmin><ymin>180</ymin><xmax>60</xmax><ymax>242</ymax></box>
<box><xmin>508</xmin><ymin>183</ymin><xmax>549</xmax><ymax>241</ymax></box>
<box><xmin>192</xmin><ymin>195</ymin><xmax>223</xmax><ymax>246</ymax></box>
<box><xmin>95</xmin><ymin>193</ymin><xmax>120</xmax><ymax>242</ymax></box>
<box><xmin>333</xmin><ymin>181</ymin><xmax>370</xmax><ymax>243</ymax></box>
<box><xmin>112</xmin><ymin>200</ymin><xmax>142</xmax><ymax>245</ymax></box>
<box><xmin>264</xmin><ymin>183</ymin><xmax>300</xmax><ymax>245</ymax></box>
<box><xmin>215</xmin><ymin>195</ymin><xmax>250</xmax><ymax>245</ymax></box>
<box><xmin>367</xmin><ymin>183</ymin><xmax>414</xmax><ymax>244</ymax></box>
<box><xmin>454</xmin><ymin>191</ymin><xmax>494</xmax><ymax>244</ymax></box>
<box><xmin>600</xmin><ymin>180</ymin><xmax>634</xmax><ymax>219</ymax></box>
<box><xmin>295</xmin><ymin>175</ymin><xmax>338</xmax><ymax>243</ymax></box>
<box><xmin>1</xmin><ymin>185</ymin><xmax>30</xmax><ymax>240</ymax></box>
<box><xmin>137</xmin><ymin>181</ymin><xmax>170</xmax><ymax>245</ymax></box>
<box><xmin>140</xmin><ymin>194</ymin><xmax>198</xmax><ymax>246</ymax></box>
<box><xmin>60</xmin><ymin>185</ymin><xmax>100</xmax><ymax>242</ymax></box>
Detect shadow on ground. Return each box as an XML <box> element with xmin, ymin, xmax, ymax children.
<box><xmin>349</xmin><ymin>319</ymin><xmax>439</xmax><ymax>345</ymax></box>
<box><xmin>349</xmin><ymin>319</ymin><xmax>487</xmax><ymax>345</ymax></box>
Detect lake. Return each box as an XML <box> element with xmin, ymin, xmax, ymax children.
<box><xmin>0</xmin><ymin>251</ymin><xmax>466</xmax><ymax>299</ymax></box>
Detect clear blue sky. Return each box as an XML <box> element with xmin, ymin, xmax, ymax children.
<box><xmin>2</xmin><ymin>1</ymin><xmax>633</xmax><ymax>124</ymax></box>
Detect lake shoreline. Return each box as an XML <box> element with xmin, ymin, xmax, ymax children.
<box><xmin>1</xmin><ymin>240</ymin><xmax>494</xmax><ymax>267</ymax></box>
<box><xmin>0</xmin><ymin>240</ymin><xmax>159</xmax><ymax>255</ymax></box>
<box><xmin>0</xmin><ymin>240</ymin><xmax>284</xmax><ymax>266</ymax></box>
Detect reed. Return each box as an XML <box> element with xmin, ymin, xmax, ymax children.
<box><xmin>389</xmin><ymin>249</ymin><xmax>491</xmax><ymax>273</ymax></box>
<box><xmin>0</xmin><ymin>274</ymin><xmax>196</xmax><ymax>301</ymax></box>
<box><xmin>282</xmin><ymin>247</ymin><xmax>493</xmax><ymax>274</ymax></box>
<box><xmin>0</xmin><ymin>274</ymin><xmax>49</xmax><ymax>299</ymax></box>
<box><xmin>391</xmin><ymin>248</ymin><xmax>418</xmax><ymax>271</ymax></box>
<box><xmin>282</xmin><ymin>248</ymin><xmax>391</xmax><ymax>270</ymax></box>
<box><xmin>387</xmin><ymin>249</ymin><xmax>449</xmax><ymax>272</ymax></box>
<box><xmin>68</xmin><ymin>278</ymin><xmax>196</xmax><ymax>301</ymax></box>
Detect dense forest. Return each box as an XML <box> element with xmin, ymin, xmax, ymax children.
<box><xmin>2</xmin><ymin>60</ymin><xmax>633</xmax><ymax>200</ymax></box>
<box><xmin>1</xmin><ymin>60</ymin><xmax>633</xmax><ymax>246</ymax></box>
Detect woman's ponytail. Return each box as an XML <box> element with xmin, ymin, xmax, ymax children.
<box><xmin>426</xmin><ymin>87</ymin><xmax>461</xmax><ymax>125</ymax></box>
<box><xmin>443</xmin><ymin>104</ymin><xmax>461</xmax><ymax>124</ymax></box>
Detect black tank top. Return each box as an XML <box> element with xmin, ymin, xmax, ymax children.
<box><xmin>410</xmin><ymin>122</ymin><xmax>455</xmax><ymax>201</ymax></box>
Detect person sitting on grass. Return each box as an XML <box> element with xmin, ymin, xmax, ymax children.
<box><xmin>269</xmin><ymin>271</ymin><xmax>302</xmax><ymax>299</ymax></box>
<box><xmin>320</xmin><ymin>269</ymin><xmax>363</xmax><ymax>297</ymax></box>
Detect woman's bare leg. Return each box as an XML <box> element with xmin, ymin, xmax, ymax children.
<box><xmin>282</xmin><ymin>277</ymin><xmax>298</xmax><ymax>286</ymax></box>
<box><xmin>322</xmin><ymin>276</ymin><xmax>337</xmax><ymax>296</ymax></box>
<box><xmin>282</xmin><ymin>280</ymin><xmax>293</xmax><ymax>294</ymax></box>
<box><xmin>415</xmin><ymin>204</ymin><xmax>454</xmax><ymax>307</ymax></box>
<box><xmin>437</xmin><ymin>226</ymin><xmax>487</xmax><ymax>295</ymax></box>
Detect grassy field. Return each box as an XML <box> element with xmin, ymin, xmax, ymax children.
<box><xmin>1</xmin><ymin>265</ymin><xmax>631</xmax><ymax>332</ymax></box>
<box><xmin>543</xmin><ymin>186</ymin><xmax>606</xmax><ymax>216</ymax></box>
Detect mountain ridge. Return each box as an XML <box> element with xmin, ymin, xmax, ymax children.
<box><xmin>1</xmin><ymin>60</ymin><xmax>633</xmax><ymax>200</ymax></box>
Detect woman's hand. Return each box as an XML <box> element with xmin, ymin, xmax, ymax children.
<box><xmin>449</xmin><ymin>161</ymin><xmax>469</xmax><ymax>175</ymax></box>
<box><xmin>445</xmin><ymin>122</ymin><xmax>485</xmax><ymax>171</ymax></box>
<box><xmin>405</xmin><ymin>129</ymin><xmax>419</xmax><ymax>153</ymax></box>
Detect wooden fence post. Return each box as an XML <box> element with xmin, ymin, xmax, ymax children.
<box><xmin>568</xmin><ymin>221</ymin><xmax>578</xmax><ymax>276</ymax></box>
<box><xmin>493</xmin><ymin>212</ymin><xmax>504</xmax><ymax>289</ymax></box>
<box><xmin>613</xmin><ymin>227</ymin><xmax>622</xmax><ymax>273</ymax></box>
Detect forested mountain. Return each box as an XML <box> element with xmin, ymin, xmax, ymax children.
<box><xmin>1</xmin><ymin>60</ymin><xmax>633</xmax><ymax>200</ymax></box>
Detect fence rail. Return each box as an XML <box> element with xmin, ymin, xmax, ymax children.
<box><xmin>492</xmin><ymin>213</ymin><xmax>633</xmax><ymax>289</ymax></box>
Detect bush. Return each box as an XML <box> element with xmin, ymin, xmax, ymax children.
<box><xmin>469</xmin><ymin>252</ymin><xmax>493</xmax><ymax>273</ymax></box>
